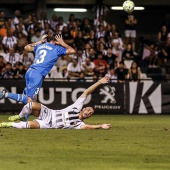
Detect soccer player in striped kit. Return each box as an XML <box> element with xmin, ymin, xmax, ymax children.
<box><xmin>0</xmin><ymin>76</ymin><xmax>111</xmax><ymax>130</ymax></box>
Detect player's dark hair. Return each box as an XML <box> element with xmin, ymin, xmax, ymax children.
<box><xmin>47</xmin><ymin>34</ymin><xmax>57</xmax><ymax>42</ymax></box>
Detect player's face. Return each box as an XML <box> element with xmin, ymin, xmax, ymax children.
<box><xmin>82</xmin><ymin>107</ymin><xmax>94</xmax><ymax>119</ymax></box>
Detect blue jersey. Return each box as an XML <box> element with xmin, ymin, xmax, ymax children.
<box><xmin>30</xmin><ymin>42</ymin><xmax>66</xmax><ymax>76</ymax></box>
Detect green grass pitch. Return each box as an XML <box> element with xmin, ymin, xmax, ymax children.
<box><xmin>0</xmin><ymin>114</ymin><xmax>170</xmax><ymax>170</ymax></box>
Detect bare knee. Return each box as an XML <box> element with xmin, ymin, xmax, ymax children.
<box><xmin>28</xmin><ymin>121</ymin><xmax>40</xmax><ymax>129</ymax></box>
<box><xmin>31</xmin><ymin>102</ymin><xmax>41</xmax><ymax>117</ymax></box>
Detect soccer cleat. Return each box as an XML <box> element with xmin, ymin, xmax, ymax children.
<box><xmin>0</xmin><ymin>89</ymin><xmax>7</xmax><ymax>100</ymax></box>
<box><xmin>8</xmin><ymin>115</ymin><xmax>23</xmax><ymax>122</ymax></box>
<box><xmin>0</xmin><ymin>122</ymin><xmax>13</xmax><ymax>128</ymax></box>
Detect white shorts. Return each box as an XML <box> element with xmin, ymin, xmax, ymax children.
<box><xmin>34</xmin><ymin>119</ymin><xmax>50</xmax><ymax>129</ymax></box>
<box><xmin>125</xmin><ymin>30</ymin><xmax>136</xmax><ymax>38</ymax></box>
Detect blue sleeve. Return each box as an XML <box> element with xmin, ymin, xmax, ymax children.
<box><xmin>34</xmin><ymin>44</ymin><xmax>40</xmax><ymax>53</ymax></box>
<box><xmin>57</xmin><ymin>45</ymin><xmax>67</xmax><ymax>56</ymax></box>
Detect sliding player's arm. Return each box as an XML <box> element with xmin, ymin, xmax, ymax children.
<box><xmin>81</xmin><ymin>76</ymin><xmax>110</xmax><ymax>98</ymax></box>
<box><xmin>81</xmin><ymin>124</ymin><xmax>111</xmax><ymax>130</ymax></box>
<box><xmin>24</xmin><ymin>34</ymin><xmax>48</xmax><ymax>51</ymax></box>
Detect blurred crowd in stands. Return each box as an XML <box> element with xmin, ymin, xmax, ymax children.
<box><xmin>0</xmin><ymin>8</ymin><xmax>170</xmax><ymax>82</ymax></box>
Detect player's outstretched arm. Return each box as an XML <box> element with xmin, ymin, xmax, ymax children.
<box><xmin>81</xmin><ymin>76</ymin><xmax>110</xmax><ymax>98</ymax></box>
<box><xmin>81</xmin><ymin>124</ymin><xmax>111</xmax><ymax>130</ymax></box>
<box><xmin>24</xmin><ymin>34</ymin><xmax>48</xmax><ymax>51</ymax></box>
<box><xmin>55</xmin><ymin>34</ymin><xmax>75</xmax><ymax>55</ymax></box>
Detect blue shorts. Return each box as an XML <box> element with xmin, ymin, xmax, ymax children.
<box><xmin>24</xmin><ymin>68</ymin><xmax>44</xmax><ymax>100</ymax></box>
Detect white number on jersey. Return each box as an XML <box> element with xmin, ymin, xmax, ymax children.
<box><xmin>36</xmin><ymin>50</ymin><xmax>47</xmax><ymax>64</ymax></box>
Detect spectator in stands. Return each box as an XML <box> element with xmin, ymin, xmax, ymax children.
<box><xmin>81</xmin><ymin>57</ymin><xmax>95</xmax><ymax>77</ymax></box>
<box><xmin>93</xmin><ymin>52</ymin><xmax>108</xmax><ymax>77</ymax></box>
<box><xmin>56</xmin><ymin>55</ymin><xmax>68</xmax><ymax>71</ymax></box>
<box><xmin>6</xmin><ymin>17</ymin><xmax>15</xmax><ymax>33</ymax></box>
<box><xmin>104</xmin><ymin>47</ymin><xmax>118</xmax><ymax>68</ymax></box>
<box><xmin>81</xmin><ymin>18</ymin><xmax>92</xmax><ymax>36</ymax></box>
<box><xmin>57</xmin><ymin>16</ymin><xmax>67</xmax><ymax>33</ymax></box>
<box><xmin>142</xmin><ymin>42</ymin><xmax>158</xmax><ymax>67</ymax></box>
<box><xmin>97</xmin><ymin>42</ymin><xmax>107</xmax><ymax>55</ymax></box>
<box><xmin>12</xmin><ymin>10</ymin><xmax>21</xmax><ymax>28</ymax></box>
<box><xmin>62</xmin><ymin>26</ymin><xmax>74</xmax><ymax>45</ymax></box>
<box><xmin>0</xmin><ymin>24</ymin><xmax>7</xmax><ymax>38</ymax></box>
<box><xmin>53</xmin><ymin>25</ymin><xmax>60</xmax><ymax>35</ymax></box>
<box><xmin>31</xmin><ymin>30</ymin><xmax>41</xmax><ymax>43</ymax></box>
<box><xmin>89</xmin><ymin>48</ymin><xmax>96</xmax><ymax>61</ymax></box>
<box><xmin>16</xmin><ymin>20</ymin><xmax>28</xmax><ymax>37</ymax></box>
<box><xmin>74</xmin><ymin>31</ymin><xmax>85</xmax><ymax>50</ymax></box>
<box><xmin>158</xmin><ymin>25</ymin><xmax>168</xmax><ymax>47</ymax></box>
<box><xmin>70</xmin><ymin>22</ymin><xmax>79</xmax><ymax>39</ymax></box>
<box><xmin>112</xmin><ymin>30</ymin><xmax>124</xmax><ymax>50</ymax></box>
<box><xmin>77</xmin><ymin>72</ymin><xmax>86</xmax><ymax>82</ymax></box>
<box><xmin>105</xmin><ymin>67</ymin><xmax>117</xmax><ymax>83</ymax></box>
<box><xmin>112</xmin><ymin>42</ymin><xmax>123</xmax><ymax>62</ymax></box>
<box><xmin>4</xmin><ymin>48</ymin><xmax>20</xmax><ymax>67</ymax></box>
<box><xmin>0</xmin><ymin>55</ymin><xmax>6</xmax><ymax>73</ymax></box>
<box><xmin>76</xmin><ymin>48</ymin><xmax>85</xmax><ymax>65</ymax></box>
<box><xmin>94</xmin><ymin>15</ymin><xmax>107</xmax><ymax>31</ymax></box>
<box><xmin>122</xmin><ymin>43</ymin><xmax>134</xmax><ymax>61</ymax></box>
<box><xmin>122</xmin><ymin>43</ymin><xmax>134</xmax><ymax>68</ymax></box>
<box><xmin>50</xmin><ymin>14</ymin><xmax>58</xmax><ymax>31</ymax></box>
<box><xmin>16</xmin><ymin>32</ymin><xmax>28</xmax><ymax>53</ymax></box>
<box><xmin>160</xmin><ymin>37</ymin><xmax>170</xmax><ymax>67</ymax></box>
<box><xmin>27</xmin><ymin>28</ymin><xmax>35</xmax><ymax>43</ymax></box>
<box><xmin>38</xmin><ymin>11</ymin><xmax>50</xmax><ymax>30</ymax></box>
<box><xmin>128</xmin><ymin>61</ymin><xmax>141</xmax><ymax>82</ymax></box>
<box><xmin>82</xmin><ymin>43</ymin><xmax>91</xmax><ymax>58</ymax></box>
<box><xmin>96</xmin><ymin>37</ymin><xmax>106</xmax><ymax>50</ymax></box>
<box><xmin>105</xmin><ymin>24</ymin><xmax>117</xmax><ymax>44</ymax></box>
<box><xmin>67</xmin><ymin>13</ymin><xmax>75</xmax><ymax>28</ymax></box>
<box><xmin>124</xmin><ymin>14</ymin><xmax>137</xmax><ymax>52</ymax></box>
<box><xmin>20</xmin><ymin>49</ymin><xmax>34</xmax><ymax>68</ymax></box>
<box><xmin>13</xmin><ymin>62</ymin><xmax>26</xmax><ymax>79</ymax></box>
<box><xmin>67</xmin><ymin>56</ymin><xmax>81</xmax><ymax>78</ymax></box>
<box><xmin>2</xmin><ymin>29</ymin><xmax>17</xmax><ymax>52</ymax></box>
<box><xmin>87</xmin><ymin>30</ymin><xmax>96</xmax><ymax>48</ymax></box>
<box><xmin>41</xmin><ymin>22</ymin><xmax>53</xmax><ymax>36</ymax></box>
<box><xmin>24</xmin><ymin>14</ymin><xmax>33</xmax><ymax>30</ymax></box>
<box><xmin>0</xmin><ymin>62</ymin><xmax>13</xmax><ymax>79</ymax></box>
<box><xmin>96</xmin><ymin>25</ymin><xmax>106</xmax><ymax>39</ymax></box>
<box><xmin>0</xmin><ymin>10</ymin><xmax>6</xmax><ymax>29</ymax></box>
<box><xmin>27</xmin><ymin>15</ymin><xmax>39</xmax><ymax>33</ymax></box>
<box><xmin>114</xmin><ymin>61</ymin><xmax>128</xmax><ymax>83</ymax></box>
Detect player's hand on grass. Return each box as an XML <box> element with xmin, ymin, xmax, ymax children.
<box><xmin>101</xmin><ymin>124</ymin><xmax>111</xmax><ymax>129</ymax></box>
<box><xmin>41</xmin><ymin>34</ymin><xmax>48</xmax><ymax>43</ymax></box>
<box><xmin>99</xmin><ymin>76</ymin><xmax>110</xmax><ymax>84</ymax></box>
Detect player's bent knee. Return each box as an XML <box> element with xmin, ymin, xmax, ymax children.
<box><xmin>24</xmin><ymin>102</ymin><xmax>33</xmax><ymax>113</ymax></box>
<box><xmin>28</xmin><ymin>121</ymin><xmax>40</xmax><ymax>129</ymax></box>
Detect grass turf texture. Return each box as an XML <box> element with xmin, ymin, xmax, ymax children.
<box><xmin>0</xmin><ymin>115</ymin><xmax>170</xmax><ymax>170</ymax></box>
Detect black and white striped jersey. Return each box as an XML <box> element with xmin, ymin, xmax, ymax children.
<box><xmin>38</xmin><ymin>97</ymin><xmax>86</xmax><ymax>129</ymax></box>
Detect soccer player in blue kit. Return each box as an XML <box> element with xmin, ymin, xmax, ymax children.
<box><xmin>0</xmin><ymin>34</ymin><xmax>75</xmax><ymax>104</ymax></box>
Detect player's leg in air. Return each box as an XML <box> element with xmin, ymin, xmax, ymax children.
<box><xmin>0</xmin><ymin>69</ymin><xmax>43</xmax><ymax>121</ymax></box>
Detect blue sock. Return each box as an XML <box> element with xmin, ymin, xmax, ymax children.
<box><xmin>7</xmin><ymin>93</ymin><xmax>28</xmax><ymax>104</ymax></box>
<box><xmin>24</xmin><ymin>114</ymin><xmax>30</xmax><ymax>122</ymax></box>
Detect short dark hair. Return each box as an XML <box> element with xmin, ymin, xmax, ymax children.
<box><xmin>47</xmin><ymin>34</ymin><xmax>58</xmax><ymax>42</ymax></box>
<box><xmin>119</xmin><ymin>61</ymin><xmax>124</xmax><ymax>65</ymax></box>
